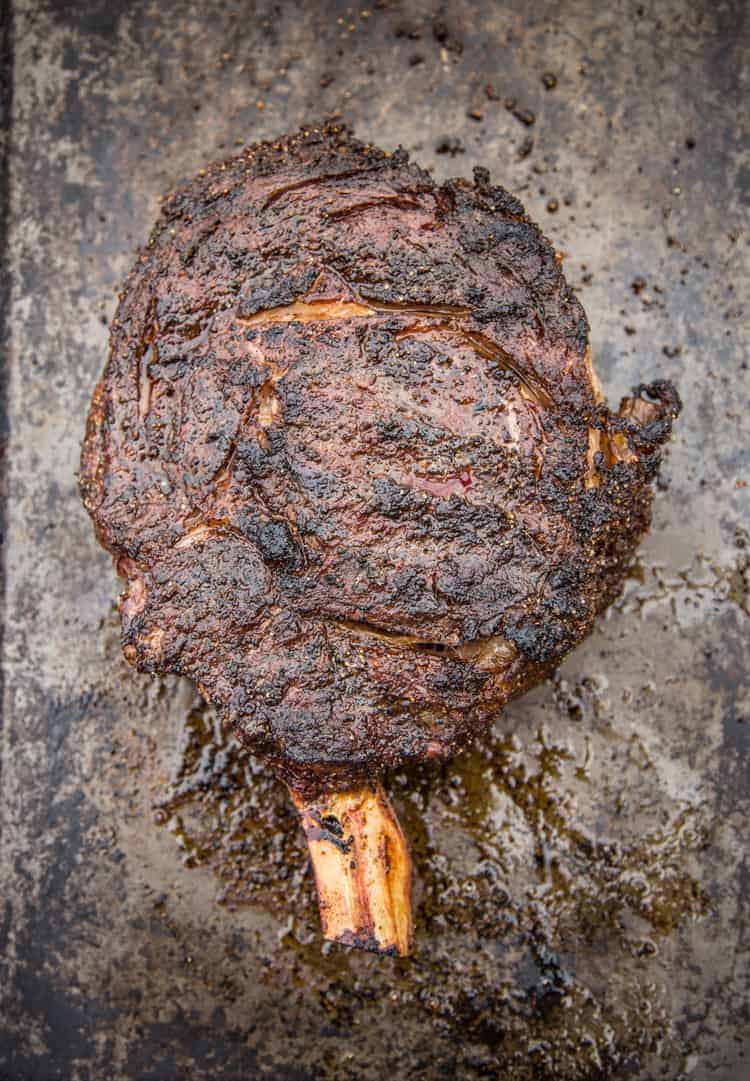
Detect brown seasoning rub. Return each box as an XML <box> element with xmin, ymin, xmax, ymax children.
<box><xmin>80</xmin><ymin>121</ymin><xmax>680</xmax><ymax>791</ymax></box>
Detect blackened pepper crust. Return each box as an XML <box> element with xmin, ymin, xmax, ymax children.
<box><xmin>80</xmin><ymin>122</ymin><xmax>680</xmax><ymax>794</ymax></box>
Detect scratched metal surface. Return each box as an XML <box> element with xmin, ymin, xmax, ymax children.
<box><xmin>1</xmin><ymin>1</ymin><xmax>748</xmax><ymax>1079</ymax></box>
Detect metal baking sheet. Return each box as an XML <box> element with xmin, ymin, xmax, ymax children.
<box><xmin>1</xmin><ymin>1</ymin><xmax>748</xmax><ymax>1078</ymax></box>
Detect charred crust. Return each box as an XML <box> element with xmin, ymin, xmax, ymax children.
<box><xmin>80</xmin><ymin>124</ymin><xmax>679</xmax><ymax>788</ymax></box>
<box><xmin>334</xmin><ymin>929</ymin><xmax>397</xmax><ymax>955</ymax></box>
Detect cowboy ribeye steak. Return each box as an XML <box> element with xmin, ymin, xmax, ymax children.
<box><xmin>80</xmin><ymin>123</ymin><xmax>679</xmax><ymax>953</ymax></box>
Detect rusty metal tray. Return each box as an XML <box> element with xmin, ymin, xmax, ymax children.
<box><xmin>1</xmin><ymin>2</ymin><xmax>748</xmax><ymax>1078</ymax></box>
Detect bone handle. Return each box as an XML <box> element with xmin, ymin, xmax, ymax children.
<box><xmin>289</xmin><ymin>782</ymin><xmax>413</xmax><ymax>956</ymax></box>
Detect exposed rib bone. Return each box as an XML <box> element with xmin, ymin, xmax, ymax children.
<box><xmin>289</xmin><ymin>782</ymin><xmax>413</xmax><ymax>955</ymax></box>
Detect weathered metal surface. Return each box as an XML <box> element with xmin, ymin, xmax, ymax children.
<box><xmin>1</xmin><ymin>1</ymin><xmax>747</xmax><ymax>1079</ymax></box>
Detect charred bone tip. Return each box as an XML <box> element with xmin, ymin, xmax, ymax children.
<box><xmin>289</xmin><ymin>782</ymin><xmax>413</xmax><ymax>956</ymax></box>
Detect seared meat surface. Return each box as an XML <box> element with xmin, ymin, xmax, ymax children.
<box><xmin>80</xmin><ymin>122</ymin><xmax>679</xmax><ymax>795</ymax></box>
<box><xmin>81</xmin><ymin>123</ymin><xmax>679</xmax><ymax>953</ymax></box>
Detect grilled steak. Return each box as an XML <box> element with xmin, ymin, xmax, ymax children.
<box><xmin>80</xmin><ymin>122</ymin><xmax>680</xmax><ymax>953</ymax></box>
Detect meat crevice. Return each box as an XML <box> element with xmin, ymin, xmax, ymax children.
<box><xmin>325</xmin><ymin>195</ymin><xmax>423</xmax><ymax>220</ymax></box>
<box><xmin>261</xmin><ymin>166</ymin><xmax>383</xmax><ymax>209</ymax></box>
<box><xmin>237</xmin><ymin>299</ymin><xmax>375</xmax><ymax>326</ymax></box>
<box><xmin>328</xmin><ymin>617</ymin><xmax>452</xmax><ymax>655</ymax></box>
